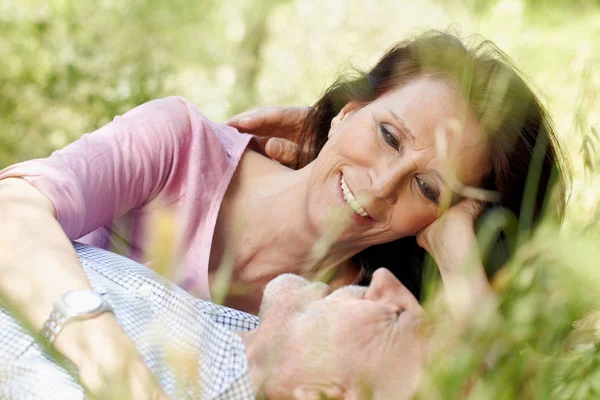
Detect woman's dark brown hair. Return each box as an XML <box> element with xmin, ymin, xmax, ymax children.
<box><xmin>295</xmin><ymin>31</ymin><xmax>569</xmax><ymax>299</ymax></box>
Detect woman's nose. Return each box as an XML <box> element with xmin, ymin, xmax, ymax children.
<box><xmin>364</xmin><ymin>268</ymin><xmax>423</xmax><ymax>316</ymax></box>
<box><xmin>368</xmin><ymin>159</ymin><xmax>414</xmax><ymax>204</ymax></box>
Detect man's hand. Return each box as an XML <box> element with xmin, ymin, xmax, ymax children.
<box><xmin>226</xmin><ymin>106</ymin><xmax>310</xmax><ymax>167</ymax></box>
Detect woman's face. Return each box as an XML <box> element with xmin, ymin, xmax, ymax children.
<box><xmin>305</xmin><ymin>77</ymin><xmax>491</xmax><ymax>247</ymax></box>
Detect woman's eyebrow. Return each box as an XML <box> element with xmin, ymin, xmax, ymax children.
<box><xmin>387</xmin><ymin>109</ymin><xmax>416</xmax><ymax>143</ymax></box>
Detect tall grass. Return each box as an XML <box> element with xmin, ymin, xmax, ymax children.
<box><xmin>1</xmin><ymin>0</ymin><xmax>599</xmax><ymax>398</ymax></box>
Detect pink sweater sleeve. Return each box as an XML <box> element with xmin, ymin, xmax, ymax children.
<box><xmin>0</xmin><ymin>96</ymin><xmax>214</xmax><ymax>240</ymax></box>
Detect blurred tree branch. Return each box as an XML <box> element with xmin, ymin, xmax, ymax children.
<box><xmin>228</xmin><ymin>0</ymin><xmax>291</xmax><ymax>115</ymax></box>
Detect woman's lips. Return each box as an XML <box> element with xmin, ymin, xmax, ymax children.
<box><xmin>337</xmin><ymin>172</ymin><xmax>376</xmax><ymax>224</ymax></box>
<box><xmin>341</xmin><ymin>175</ymin><xmax>370</xmax><ymax>217</ymax></box>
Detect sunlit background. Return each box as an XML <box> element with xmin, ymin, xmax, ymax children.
<box><xmin>2</xmin><ymin>1</ymin><xmax>598</xmax><ymax>235</ymax></box>
<box><xmin>1</xmin><ymin>0</ymin><xmax>600</xmax><ymax>397</ymax></box>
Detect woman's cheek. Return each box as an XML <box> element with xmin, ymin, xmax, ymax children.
<box><xmin>393</xmin><ymin>206</ymin><xmax>437</xmax><ymax>235</ymax></box>
<box><xmin>343</xmin><ymin>125</ymin><xmax>381</xmax><ymax>160</ymax></box>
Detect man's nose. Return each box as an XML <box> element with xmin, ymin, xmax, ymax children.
<box><xmin>368</xmin><ymin>158</ymin><xmax>415</xmax><ymax>204</ymax></box>
<box><xmin>364</xmin><ymin>268</ymin><xmax>423</xmax><ymax>316</ymax></box>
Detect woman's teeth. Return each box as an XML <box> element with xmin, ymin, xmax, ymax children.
<box><xmin>341</xmin><ymin>176</ymin><xmax>370</xmax><ymax>218</ymax></box>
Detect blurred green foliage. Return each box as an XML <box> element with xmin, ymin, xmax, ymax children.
<box><xmin>0</xmin><ymin>0</ymin><xmax>286</xmax><ymax>163</ymax></box>
<box><xmin>1</xmin><ymin>0</ymin><xmax>600</xmax><ymax>398</ymax></box>
<box><xmin>418</xmin><ymin>222</ymin><xmax>600</xmax><ymax>399</ymax></box>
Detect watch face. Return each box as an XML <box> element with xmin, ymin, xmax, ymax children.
<box><xmin>63</xmin><ymin>290</ymin><xmax>103</xmax><ymax>314</ymax></box>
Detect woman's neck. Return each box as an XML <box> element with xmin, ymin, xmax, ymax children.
<box><xmin>209</xmin><ymin>150</ymin><xmax>360</xmax><ymax>306</ymax></box>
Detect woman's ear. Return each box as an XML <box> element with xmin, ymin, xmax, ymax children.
<box><xmin>329</xmin><ymin>102</ymin><xmax>361</xmax><ymax>138</ymax></box>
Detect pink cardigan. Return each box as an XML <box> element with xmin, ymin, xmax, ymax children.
<box><xmin>0</xmin><ymin>97</ymin><xmax>252</xmax><ymax>300</ymax></box>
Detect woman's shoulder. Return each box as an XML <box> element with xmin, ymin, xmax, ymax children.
<box><xmin>124</xmin><ymin>96</ymin><xmax>252</xmax><ymax>155</ymax></box>
<box><xmin>121</xmin><ymin>96</ymin><xmax>203</xmax><ymax>124</ymax></box>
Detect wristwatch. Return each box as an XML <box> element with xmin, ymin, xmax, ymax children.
<box><xmin>40</xmin><ymin>289</ymin><xmax>113</xmax><ymax>345</ymax></box>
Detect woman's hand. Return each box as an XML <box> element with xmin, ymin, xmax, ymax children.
<box><xmin>416</xmin><ymin>199</ymin><xmax>484</xmax><ymax>259</ymax></box>
<box><xmin>0</xmin><ymin>178</ymin><xmax>168</xmax><ymax>399</ymax></box>
<box><xmin>416</xmin><ymin>199</ymin><xmax>491</xmax><ymax>319</ymax></box>
<box><xmin>56</xmin><ymin>313</ymin><xmax>170</xmax><ymax>399</ymax></box>
<box><xmin>226</xmin><ymin>106</ymin><xmax>309</xmax><ymax>167</ymax></box>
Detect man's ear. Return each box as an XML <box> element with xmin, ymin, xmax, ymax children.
<box><xmin>293</xmin><ymin>385</ymin><xmax>347</xmax><ymax>400</ymax></box>
<box><xmin>328</xmin><ymin>102</ymin><xmax>361</xmax><ymax>139</ymax></box>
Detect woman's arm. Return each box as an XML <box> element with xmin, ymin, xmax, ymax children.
<box><xmin>417</xmin><ymin>200</ymin><xmax>492</xmax><ymax>319</ymax></box>
<box><xmin>0</xmin><ymin>178</ymin><xmax>168</xmax><ymax>398</ymax></box>
<box><xmin>0</xmin><ymin>97</ymin><xmax>213</xmax><ymax>241</ymax></box>
<box><xmin>0</xmin><ymin>96</ymin><xmax>228</xmax><ymax>397</ymax></box>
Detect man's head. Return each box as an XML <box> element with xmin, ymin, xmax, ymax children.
<box><xmin>240</xmin><ymin>268</ymin><xmax>426</xmax><ymax>399</ymax></box>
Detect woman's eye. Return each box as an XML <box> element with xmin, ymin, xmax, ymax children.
<box><xmin>379</xmin><ymin>123</ymin><xmax>400</xmax><ymax>150</ymax></box>
<box><xmin>416</xmin><ymin>177</ymin><xmax>440</xmax><ymax>204</ymax></box>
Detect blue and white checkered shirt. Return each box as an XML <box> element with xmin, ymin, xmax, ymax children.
<box><xmin>0</xmin><ymin>243</ymin><xmax>259</xmax><ymax>399</ymax></box>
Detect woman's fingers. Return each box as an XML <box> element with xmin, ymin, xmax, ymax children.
<box><xmin>56</xmin><ymin>313</ymin><xmax>170</xmax><ymax>399</ymax></box>
<box><xmin>265</xmin><ymin>138</ymin><xmax>300</xmax><ymax>167</ymax></box>
<box><xmin>460</xmin><ymin>198</ymin><xmax>486</xmax><ymax>220</ymax></box>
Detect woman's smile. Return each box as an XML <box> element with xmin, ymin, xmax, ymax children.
<box><xmin>337</xmin><ymin>172</ymin><xmax>376</xmax><ymax>225</ymax></box>
<box><xmin>341</xmin><ymin>174</ymin><xmax>370</xmax><ymax>217</ymax></box>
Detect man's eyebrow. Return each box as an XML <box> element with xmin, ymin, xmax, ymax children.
<box><xmin>387</xmin><ymin>109</ymin><xmax>416</xmax><ymax>143</ymax></box>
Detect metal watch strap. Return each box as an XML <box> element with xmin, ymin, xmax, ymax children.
<box><xmin>40</xmin><ymin>308</ymin><xmax>69</xmax><ymax>345</ymax></box>
<box><xmin>38</xmin><ymin>289</ymin><xmax>112</xmax><ymax>347</ymax></box>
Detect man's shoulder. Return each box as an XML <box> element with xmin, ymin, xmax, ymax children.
<box><xmin>74</xmin><ymin>243</ymin><xmax>259</xmax><ymax>331</ymax></box>
<box><xmin>76</xmin><ymin>243</ymin><xmax>258</xmax><ymax>398</ymax></box>
<box><xmin>0</xmin><ymin>244</ymin><xmax>258</xmax><ymax>399</ymax></box>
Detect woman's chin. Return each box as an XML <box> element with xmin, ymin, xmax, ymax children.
<box><xmin>307</xmin><ymin>207</ymin><xmax>361</xmax><ymax>241</ymax></box>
